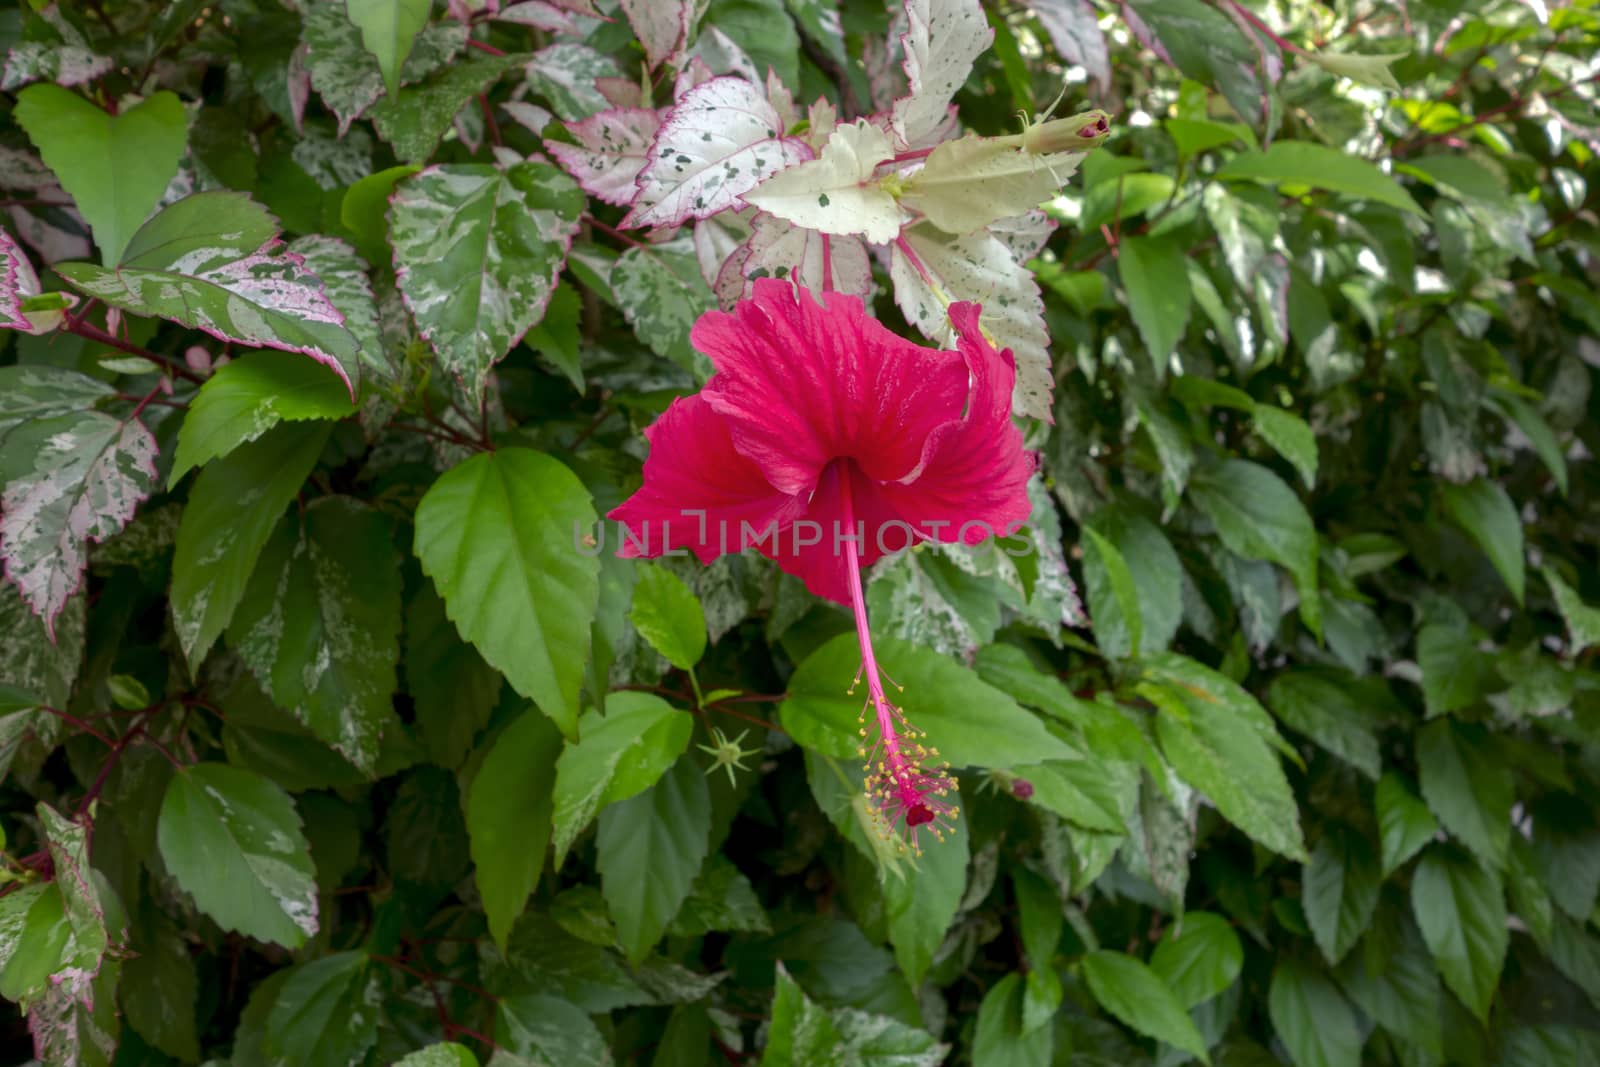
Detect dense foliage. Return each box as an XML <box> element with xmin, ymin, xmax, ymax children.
<box><xmin>0</xmin><ymin>0</ymin><xmax>1597</xmax><ymax>1064</ymax></box>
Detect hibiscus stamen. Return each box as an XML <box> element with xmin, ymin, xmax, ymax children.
<box><xmin>839</xmin><ymin>472</ymin><xmax>957</xmax><ymax>855</ymax></box>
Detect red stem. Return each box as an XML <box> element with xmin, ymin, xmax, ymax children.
<box><xmin>1225</xmin><ymin>0</ymin><xmax>1310</xmax><ymax>57</ymax></box>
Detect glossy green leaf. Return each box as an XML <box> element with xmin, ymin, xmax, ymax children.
<box><xmin>1150</xmin><ymin>911</ymin><xmax>1245</xmax><ymax>1008</ymax></box>
<box><xmin>629</xmin><ymin>562</ymin><xmax>707</xmax><ymax>670</ymax></box>
<box><xmin>1376</xmin><ymin>773</ymin><xmax>1439</xmax><ymax>876</ymax></box>
<box><xmin>1302</xmin><ymin>825</ymin><xmax>1381</xmax><ymax>966</ymax></box>
<box><xmin>1217</xmin><ymin>141</ymin><xmax>1424</xmax><ymax>215</ymax></box>
<box><xmin>1411</xmin><ymin>847</ymin><xmax>1507</xmax><ymax>1024</ymax></box>
<box><xmin>1191</xmin><ymin>458</ymin><xmax>1321</xmax><ymax>636</ymax></box>
<box><xmin>1268</xmin><ymin>959</ymin><xmax>1362</xmax><ymax>1067</ymax></box>
<box><xmin>346</xmin><ymin>0</ymin><xmax>430</xmax><ymax>95</ymax></box>
<box><xmin>468</xmin><ymin>709</ymin><xmax>564</xmax><ymax>951</ymax></box>
<box><xmin>1081</xmin><ymin>949</ymin><xmax>1210</xmax><ymax>1062</ymax></box>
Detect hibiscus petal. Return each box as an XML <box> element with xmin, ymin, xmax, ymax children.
<box><xmin>694</xmin><ymin>278</ymin><xmax>969</xmax><ymax>495</ymax></box>
<box><xmin>860</xmin><ymin>301</ymin><xmax>1035</xmax><ymax>545</ymax></box>
<box><xmin>608</xmin><ymin>395</ymin><xmax>804</xmax><ymax>563</ymax></box>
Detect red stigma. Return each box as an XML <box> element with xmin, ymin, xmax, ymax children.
<box><xmin>904</xmin><ymin>804</ymin><xmax>936</xmax><ymax>828</ymax></box>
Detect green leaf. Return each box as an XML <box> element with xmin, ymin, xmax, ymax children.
<box><xmin>1543</xmin><ymin>566</ymin><xmax>1600</xmax><ymax>654</ymax></box>
<box><xmin>1416</xmin><ymin>621</ymin><xmax>1490</xmax><ymax>717</ymax></box>
<box><xmin>390</xmin><ymin>163</ymin><xmax>583</xmax><ymax>403</ymax></box>
<box><xmin>972</xmin><ymin>972</ymin><xmax>1053</xmax><ymax>1067</ymax></box>
<box><xmin>525</xmin><ymin>283</ymin><xmax>583</xmax><ymax>391</ymax></box>
<box><xmin>13</xmin><ymin>85</ymin><xmax>187</xmax><ymax>266</ymax></box>
<box><xmin>171</xmin><ymin>353</ymin><xmax>353</xmax><ymax>486</ymax></box>
<box><xmin>1118</xmin><ymin>236</ymin><xmax>1191</xmax><ymax>375</ymax></box>
<box><xmin>341</xmin><ymin>164</ymin><xmax>422</xmax><ymax>264</ymax></box>
<box><xmin>630</xmin><ymin>562</ymin><xmax>707</xmax><ymax>671</ymax></box>
<box><xmin>302</xmin><ymin>0</ymin><xmax>467</xmax><ymax>133</ymax></box>
<box><xmin>0</xmin><ymin>883</ymin><xmax>67</xmax><ymax>1003</ymax></box>
<box><xmin>1082</xmin><ymin>507</ymin><xmax>1183</xmax><ymax>659</ymax></box>
<box><xmin>1267</xmin><ymin>672</ymin><xmax>1380</xmax><ymax>780</ymax></box>
<box><xmin>56</xmin><ymin>192</ymin><xmax>363</xmax><ymax>397</ymax></box>
<box><xmin>1081</xmin><ymin>949</ymin><xmax>1211</xmax><ymax>1063</ymax></box>
<box><xmin>170</xmin><ymin>420</ymin><xmax>333</xmax><ymax>670</ymax></box>
<box><xmin>266</xmin><ymin>951</ymin><xmax>380</xmax><ymax>1067</ymax></box>
<box><xmin>468</xmin><ymin>708</ymin><xmax>564</xmax><ymax>952</ymax></box>
<box><xmin>1217</xmin><ymin>141</ymin><xmax>1424</xmax><ymax>216</ymax></box>
<box><xmin>1308</xmin><ymin>50</ymin><xmax>1408</xmax><ymax>92</ymax></box>
<box><xmin>1082</xmin><ymin>525</ymin><xmax>1142</xmax><ymax>659</ymax></box>
<box><xmin>1439</xmin><ymin>479</ymin><xmax>1525</xmax><ymax>604</ymax></box>
<box><xmin>1303</xmin><ymin>825</ymin><xmax>1381</xmax><ymax>966</ymax></box>
<box><xmin>883</xmin><ymin>798</ymin><xmax>968</xmax><ymax>986</ymax></box>
<box><xmin>596</xmin><ymin>756</ymin><xmax>711</xmax><ymax>963</ymax></box>
<box><xmin>229</xmin><ymin>497</ymin><xmax>401</xmax><ymax>774</ymax></box>
<box><xmin>1251</xmin><ymin>407</ymin><xmax>1318</xmax><ymax>489</ymax></box>
<box><xmin>1418</xmin><ymin>719</ymin><xmax>1512</xmax><ymax>868</ymax></box>
<box><xmin>551</xmin><ymin>692</ymin><xmax>693</xmax><ymax>867</ymax></box>
<box><xmin>345</xmin><ymin>0</ymin><xmax>430</xmax><ymax>95</ymax></box>
<box><xmin>763</xmin><ymin>964</ymin><xmax>947</xmax><ymax>1067</ymax></box>
<box><xmin>495</xmin><ymin>993</ymin><xmax>610</xmax><ymax>1066</ymax></box>
<box><xmin>122</xmin><ymin>907</ymin><xmax>200</xmax><ymax>1061</ymax></box>
<box><xmin>1150</xmin><ymin>911</ymin><xmax>1245</xmax><ymax>1008</ymax></box>
<box><xmin>1124</xmin><ymin>0</ymin><xmax>1266</xmax><ymax>138</ymax></box>
<box><xmin>1411</xmin><ymin>847</ymin><xmax>1507</xmax><ymax>1024</ymax></box>
<box><xmin>669</xmin><ymin>854</ymin><xmax>772</xmax><ymax>937</ymax></box>
<box><xmin>1337</xmin><ymin>906</ymin><xmax>1442</xmax><ymax>1058</ymax></box>
<box><xmin>1268</xmin><ymin>959</ymin><xmax>1362</xmax><ymax>1067</ymax></box>
<box><xmin>413</xmin><ymin>448</ymin><xmax>600</xmax><ymax>738</ymax></box>
<box><xmin>781</xmin><ymin>632</ymin><xmax>1077</xmax><ymax>768</ymax></box>
<box><xmin>405</xmin><ymin>579</ymin><xmax>501</xmax><ymax>769</ymax></box>
<box><xmin>1376</xmin><ymin>773</ymin><xmax>1438</xmax><ymax>876</ymax></box>
<box><xmin>370</xmin><ymin>52</ymin><xmax>522</xmax><ymax>163</ymax></box>
<box><xmin>1191</xmin><ymin>458</ymin><xmax>1321</xmax><ymax>636</ymax></box>
<box><xmin>156</xmin><ymin>763</ymin><xmax>318</xmax><ymax>948</ymax></box>
<box><xmin>393</xmin><ymin>1044</ymin><xmax>479</xmax><ymax>1067</ymax></box>
<box><xmin>610</xmin><ymin>242</ymin><xmax>716</xmax><ymax>375</ymax></box>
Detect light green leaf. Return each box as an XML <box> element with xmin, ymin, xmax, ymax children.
<box><xmin>1440</xmin><ymin>479</ymin><xmax>1525</xmax><ymax>604</ymax></box>
<box><xmin>1377</xmin><ymin>773</ymin><xmax>1438</xmax><ymax>876</ymax></box>
<box><xmin>1082</xmin><ymin>525</ymin><xmax>1142</xmax><ymax>659</ymax></box>
<box><xmin>341</xmin><ymin>164</ymin><xmax>423</xmax><ymax>263</ymax></box>
<box><xmin>781</xmin><ymin>632</ymin><xmax>1077</xmax><ymax>768</ymax></box>
<box><xmin>1543</xmin><ymin>566</ymin><xmax>1600</xmax><ymax>654</ymax></box>
<box><xmin>229</xmin><ymin>497</ymin><xmax>401</xmax><ymax>774</ymax></box>
<box><xmin>629</xmin><ymin>563</ymin><xmax>707</xmax><ymax>671</ymax></box>
<box><xmin>302</xmin><ymin>1</ymin><xmax>467</xmax><ymax>133</ymax></box>
<box><xmin>1083</xmin><ymin>508</ymin><xmax>1183</xmax><ymax>659</ymax></box>
<box><xmin>902</xmin><ymin>133</ymin><xmax>1085</xmax><ymax>237</ymax></box>
<box><xmin>394</xmin><ymin>1043</ymin><xmax>478</xmax><ymax>1067</ymax></box>
<box><xmin>156</xmin><ymin>763</ymin><xmax>319</xmax><ymax>948</ymax></box>
<box><xmin>170</xmin><ymin>420</ymin><xmax>334</xmax><ymax>670</ymax></box>
<box><xmin>1252</xmin><ymin>407</ymin><xmax>1318</xmax><ymax>488</ymax></box>
<box><xmin>763</xmin><ymin>964</ymin><xmax>947</xmax><ymax>1067</ymax></box>
<box><xmin>346</xmin><ymin>0</ymin><xmax>431</xmax><ymax>96</ymax></box>
<box><xmin>0</xmin><ymin>883</ymin><xmax>67</xmax><ymax>1003</ymax></box>
<box><xmin>596</xmin><ymin>756</ymin><xmax>711</xmax><ymax>964</ymax></box>
<box><xmin>747</xmin><ymin>119</ymin><xmax>901</xmax><ymax>242</ymax></box>
<box><xmin>1411</xmin><ymin>847</ymin><xmax>1507</xmax><ymax>1024</ymax></box>
<box><xmin>390</xmin><ymin>163</ymin><xmax>584</xmax><ymax>403</ymax></box>
<box><xmin>1081</xmin><ymin>949</ymin><xmax>1210</xmax><ymax>1063</ymax></box>
<box><xmin>972</xmin><ymin>972</ymin><xmax>1052</xmax><ymax>1067</ymax></box>
<box><xmin>1150</xmin><ymin>911</ymin><xmax>1244</xmax><ymax>1008</ymax></box>
<box><xmin>13</xmin><ymin>85</ymin><xmax>187</xmax><ymax>266</ymax></box>
<box><xmin>1417</xmin><ymin>719</ymin><xmax>1512</xmax><ymax>868</ymax></box>
<box><xmin>1302</xmin><ymin>825</ymin><xmax>1381</xmax><ymax>966</ymax></box>
<box><xmin>883</xmin><ymin>799</ymin><xmax>968</xmax><ymax>986</ymax></box>
<box><xmin>551</xmin><ymin>693</ymin><xmax>693</xmax><ymax>867</ymax></box>
<box><xmin>1191</xmin><ymin>459</ymin><xmax>1321</xmax><ymax>636</ymax></box>
<box><xmin>1217</xmin><ymin>142</ymin><xmax>1424</xmax><ymax>216</ymax></box>
<box><xmin>1268</xmin><ymin>959</ymin><xmax>1362</xmax><ymax>1067</ymax></box>
<box><xmin>1118</xmin><ymin>235</ymin><xmax>1191</xmax><ymax>374</ymax></box>
<box><xmin>469</xmin><ymin>709</ymin><xmax>564</xmax><ymax>952</ymax></box>
<box><xmin>413</xmin><ymin>448</ymin><xmax>600</xmax><ymax>738</ymax></box>
<box><xmin>171</xmin><ymin>353</ymin><xmax>354</xmax><ymax>485</ymax></box>
<box><xmin>1308</xmin><ymin>50</ymin><xmax>1408</xmax><ymax>92</ymax></box>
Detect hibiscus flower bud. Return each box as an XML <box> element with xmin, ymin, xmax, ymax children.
<box><xmin>1012</xmin><ymin>777</ymin><xmax>1034</xmax><ymax>800</ymax></box>
<box><xmin>1022</xmin><ymin>109</ymin><xmax>1112</xmax><ymax>154</ymax></box>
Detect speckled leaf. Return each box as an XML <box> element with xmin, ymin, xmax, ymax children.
<box><xmin>0</xmin><ymin>409</ymin><xmax>158</xmax><ymax>635</ymax></box>
<box><xmin>228</xmin><ymin>496</ymin><xmax>401</xmax><ymax>775</ymax></box>
<box><xmin>390</xmin><ymin>163</ymin><xmax>584</xmax><ymax>403</ymax></box>
<box><xmin>714</xmin><ymin>211</ymin><xmax>872</xmax><ymax>309</ymax></box>
<box><xmin>0</xmin><ymin>580</ymin><xmax>81</xmax><ymax>774</ymax></box>
<box><xmin>546</xmin><ymin>107</ymin><xmax>662</xmax><ymax>207</ymax></box>
<box><xmin>622</xmin><ymin>77</ymin><xmax>812</xmax><ymax>230</ymax></box>
<box><xmin>171</xmin><ymin>353</ymin><xmax>355</xmax><ymax>486</ymax></box>
<box><xmin>903</xmin><ymin>136</ymin><xmax>1085</xmax><ymax>235</ymax></box>
<box><xmin>1543</xmin><ymin>566</ymin><xmax>1600</xmax><ymax>655</ymax></box>
<box><xmin>620</xmin><ymin>0</ymin><xmax>692</xmax><ymax>68</ymax></box>
<box><xmin>346</xmin><ymin>0</ymin><xmax>432</xmax><ymax>96</ymax></box>
<box><xmin>611</xmin><ymin>241</ymin><xmax>715</xmax><ymax>374</ymax></box>
<box><xmin>524</xmin><ymin>43</ymin><xmax>624</xmax><ymax>121</ymax></box>
<box><xmin>266</xmin><ymin>951</ymin><xmax>380</xmax><ymax>1066</ymax></box>
<box><xmin>369</xmin><ymin>52</ymin><xmax>522</xmax><ymax>163</ymax></box>
<box><xmin>170</xmin><ymin>421</ymin><xmax>334</xmax><ymax>671</ymax></box>
<box><xmin>26</xmin><ymin>960</ymin><xmax>120</xmax><ymax>1067</ymax></box>
<box><xmin>0</xmin><ymin>227</ymin><xmax>37</xmax><ymax>329</ymax></box>
<box><xmin>890</xmin><ymin>0</ymin><xmax>993</xmax><ymax>148</ymax></box>
<box><xmin>302</xmin><ymin>0</ymin><xmax>467</xmax><ymax>134</ymax></box>
<box><xmin>1033</xmin><ymin>0</ymin><xmax>1110</xmax><ymax>95</ymax></box>
<box><xmin>394</xmin><ymin>1044</ymin><xmax>477</xmax><ymax>1067</ymax></box>
<box><xmin>413</xmin><ymin>449</ymin><xmax>599</xmax><ymax>737</ymax></box>
<box><xmin>496</xmin><ymin>993</ymin><xmax>611</xmax><ymax>1066</ymax></box>
<box><xmin>286</xmin><ymin>234</ymin><xmax>383</xmax><ymax>380</ymax></box>
<box><xmin>156</xmin><ymin>762</ymin><xmax>319</xmax><ymax>947</ymax></box>
<box><xmin>746</xmin><ymin>120</ymin><xmax>901</xmax><ymax>242</ymax></box>
<box><xmin>890</xmin><ymin>220</ymin><xmax>1055</xmax><ymax>420</ymax></box>
<box><xmin>1</xmin><ymin>42</ymin><xmax>111</xmax><ymax>91</ymax></box>
<box><xmin>37</xmin><ymin>804</ymin><xmax>111</xmax><ymax>984</ymax></box>
<box><xmin>56</xmin><ymin>193</ymin><xmax>362</xmax><ymax>398</ymax></box>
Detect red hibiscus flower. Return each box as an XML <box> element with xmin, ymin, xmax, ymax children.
<box><xmin>610</xmin><ymin>279</ymin><xmax>1035</xmax><ymax>846</ymax></box>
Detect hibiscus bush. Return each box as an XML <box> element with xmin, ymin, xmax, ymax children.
<box><xmin>1</xmin><ymin>0</ymin><xmax>1599</xmax><ymax>1063</ymax></box>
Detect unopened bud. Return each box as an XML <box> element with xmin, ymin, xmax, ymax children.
<box><xmin>1012</xmin><ymin>777</ymin><xmax>1034</xmax><ymax>800</ymax></box>
<box><xmin>1022</xmin><ymin>109</ymin><xmax>1112</xmax><ymax>154</ymax></box>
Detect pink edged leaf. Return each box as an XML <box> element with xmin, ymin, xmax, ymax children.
<box><xmin>693</xmin><ymin>210</ymin><xmax>752</xmax><ymax>287</ymax></box>
<box><xmin>597</xmin><ymin>76</ymin><xmax>646</xmax><ymax>109</ymax></box>
<box><xmin>54</xmin><ymin>192</ymin><xmax>362</xmax><ymax>399</ymax></box>
<box><xmin>545</xmin><ymin>106</ymin><xmax>662</xmax><ymax>206</ymax></box>
<box><xmin>623</xmin><ymin>77</ymin><xmax>812</xmax><ymax>230</ymax></box>
<box><xmin>1032</xmin><ymin>0</ymin><xmax>1112</xmax><ymax>96</ymax></box>
<box><xmin>494</xmin><ymin>0</ymin><xmax>582</xmax><ymax>33</ymax></box>
<box><xmin>525</xmin><ymin>42</ymin><xmax>626</xmax><ymax>120</ymax></box>
<box><xmin>890</xmin><ymin>0</ymin><xmax>993</xmax><ymax>149</ymax></box>
<box><xmin>889</xmin><ymin>214</ymin><xmax>1057</xmax><ymax>421</ymax></box>
<box><xmin>0</xmin><ymin>227</ymin><xmax>35</xmax><ymax>329</ymax></box>
<box><xmin>390</xmin><ymin>162</ymin><xmax>585</xmax><ymax>404</ymax></box>
<box><xmin>619</xmin><ymin>0</ymin><xmax>692</xmax><ymax>69</ymax></box>
<box><xmin>1</xmin><ymin>408</ymin><xmax>159</xmax><ymax>637</ymax></box>
<box><xmin>714</xmin><ymin>212</ymin><xmax>873</xmax><ymax>310</ymax></box>
<box><xmin>683</xmin><ymin>26</ymin><xmax>760</xmax><ymax>84</ymax></box>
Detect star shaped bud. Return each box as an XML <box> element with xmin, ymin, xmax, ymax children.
<box><xmin>698</xmin><ymin>727</ymin><xmax>762</xmax><ymax>787</ymax></box>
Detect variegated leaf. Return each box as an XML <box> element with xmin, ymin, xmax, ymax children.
<box><xmin>0</xmin><ymin>589</ymin><xmax>82</xmax><ymax>779</ymax></box>
<box><xmin>495</xmin><ymin>1</ymin><xmax>586</xmax><ymax>32</ymax></box>
<box><xmin>302</xmin><ymin>0</ymin><xmax>467</xmax><ymax>135</ymax></box>
<box><xmin>290</xmin><ymin>124</ymin><xmax>374</xmax><ymax>190</ymax></box>
<box><xmin>891</xmin><ymin>0</ymin><xmax>992</xmax><ymax>148</ymax></box>
<box><xmin>694</xmin><ymin>210</ymin><xmax>751</xmax><ymax>287</ymax></box>
<box><xmin>27</xmin><ymin>961</ymin><xmax>120</xmax><ymax>1067</ymax></box>
<box><xmin>546</xmin><ymin>107</ymin><xmax>662</xmax><ymax>207</ymax></box>
<box><xmin>390</xmin><ymin>162</ymin><xmax>584</xmax><ymax>403</ymax></box>
<box><xmin>286</xmin><ymin>235</ymin><xmax>383</xmax><ymax>373</ymax></box>
<box><xmin>0</xmin><ymin>227</ymin><xmax>34</xmax><ymax>329</ymax></box>
<box><xmin>55</xmin><ymin>193</ymin><xmax>362</xmax><ymax>399</ymax></box>
<box><xmin>0</xmin><ymin>408</ymin><xmax>158</xmax><ymax>634</ymax></box>
<box><xmin>622</xmin><ymin>77</ymin><xmax>812</xmax><ymax>230</ymax></box>
<box><xmin>620</xmin><ymin>0</ymin><xmax>692</xmax><ymax>69</ymax></box>
<box><xmin>903</xmin><ymin>136</ymin><xmax>1085</xmax><ymax>234</ymax></box>
<box><xmin>1</xmin><ymin>43</ymin><xmax>111</xmax><ymax>92</ymax></box>
<box><xmin>1031</xmin><ymin>0</ymin><xmax>1111</xmax><ymax>96</ymax></box>
<box><xmin>228</xmin><ymin>497</ymin><xmax>402</xmax><ymax>775</ymax></box>
<box><xmin>611</xmin><ymin>239</ymin><xmax>715</xmax><ymax>375</ymax></box>
<box><xmin>346</xmin><ymin>0</ymin><xmax>432</xmax><ymax>96</ymax></box>
<box><xmin>524</xmin><ymin>43</ymin><xmax>623</xmax><ymax>121</ymax></box>
<box><xmin>745</xmin><ymin>120</ymin><xmax>902</xmax><ymax>243</ymax></box>
<box><xmin>714</xmin><ymin>212</ymin><xmax>872</xmax><ymax>310</ymax></box>
<box><xmin>890</xmin><ymin>219</ymin><xmax>1056</xmax><ymax>420</ymax></box>
<box><xmin>370</xmin><ymin>52</ymin><xmax>523</xmax><ymax>163</ymax></box>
